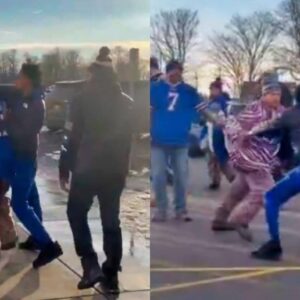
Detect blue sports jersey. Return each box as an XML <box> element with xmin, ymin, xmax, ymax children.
<box><xmin>151</xmin><ymin>80</ymin><xmax>203</xmax><ymax>147</ymax></box>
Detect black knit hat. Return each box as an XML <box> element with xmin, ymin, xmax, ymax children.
<box><xmin>20</xmin><ymin>63</ymin><xmax>42</xmax><ymax>87</ymax></box>
<box><xmin>89</xmin><ymin>46</ymin><xmax>113</xmax><ymax>74</ymax></box>
<box><xmin>96</xmin><ymin>46</ymin><xmax>112</xmax><ymax>64</ymax></box>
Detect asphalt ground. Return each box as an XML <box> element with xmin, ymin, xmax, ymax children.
<box><xmin>151</xmin><ymin>158</ymin><xmax>300</xmax><ymax>300</ymax></box>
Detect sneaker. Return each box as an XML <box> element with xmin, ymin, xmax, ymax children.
<box><xmin>101</xmin><ymin>262</ymin><xmax>120</xmax><ymax>294</ymax></box>
<box><xmin>211</xmin><ymin>220</ymin><xmax>235</xmax><ymax>232</ymax></box>
<box><xmin>209</xmin><ymin>183</ymin><xmax>220</xmax><ymax>191</ymax></box>
<box><xmin>235</xmin><ymin>225</ymin><xmax>253</xmax><ymax>242</ymax></box>
<box><xmin>19</xmin><ymin>235</ymin><xmax>40</xmax><ymax>252</ymax></box>
<box><xmin>78</xmin><ymin>255</ymin><xmax>104</xmax><ymax>290</ymax></box>
<box><xmin>175</xmin><ymin>211</ymin><xmax>193</xmax><ymax>222</ymax></box>
<box><xmin>32</xmin><ymin>241</ymin><xmax>63</xmax><ymax>269</ymax></box>
<box><xmin>152</xmin><ymin>211</ymin><xmax>167</xmax><ymax>222</ymax></box>
<box><xmin>251</xmin><ymin>240</ymin><xmax>282</xmax><ymax>261</ymax></box>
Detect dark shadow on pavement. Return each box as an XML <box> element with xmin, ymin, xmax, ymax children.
<box><xmin>0</xmin><ymin>267</ymin><xmax>39</xmax><ymax>300</ymax></box>
<box><xmin>0</xmin><ymin>249</ymin><xmax>34</xmax><ymax>286</ymax></box>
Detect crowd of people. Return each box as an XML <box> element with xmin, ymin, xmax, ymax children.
<box><xmin>0</xmin><ymin>47</ymin><xmax>133</xmax><ymax>293</ymax></box>
<box><xmin>150</xmin><ymin>56</ymin><xmax>300</xmax><ymax>261</ymax></box>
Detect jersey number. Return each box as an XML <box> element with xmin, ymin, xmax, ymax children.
<box><xmin>168</xmin><ymin>92</ymin><xmax>179</xmax><ymax>111</ymax></box>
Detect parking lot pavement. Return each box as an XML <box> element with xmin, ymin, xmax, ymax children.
<box><xmin>0</xmin><ymin>131</ymin><xmax>150</xmax><ymax>300</ymax></box>
<box><xmin>151</xmin><ymin>158</ymin><xmax>300</xmax><ymax>300</ymax></box>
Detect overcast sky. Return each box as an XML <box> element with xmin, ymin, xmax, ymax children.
<box><xmin>0</xmin><ymin>0</ymin><xmax>149</xmax><ymax>58</ymax></box>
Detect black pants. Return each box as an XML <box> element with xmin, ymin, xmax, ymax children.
<box><xmin>67</xmin><ymin>173</ymin><xmax>125</xmax><ymax>275</ymax></box>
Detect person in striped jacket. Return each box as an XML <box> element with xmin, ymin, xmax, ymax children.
<box><xmin>202</xmin><ymin>81</ymin><xmax>284</xmax><ymax>241</ymax></box>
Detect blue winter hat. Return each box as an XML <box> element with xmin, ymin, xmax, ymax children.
<box><xmin>166</xmin><ymin>60</ymin><xmax>183</xmax><ymax>73</ymax></box>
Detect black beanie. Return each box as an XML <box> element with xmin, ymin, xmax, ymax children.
<box><xmin>96</xmin><ymin>46</ymin><xmax>112</xmax><ymax>63</ymax></box>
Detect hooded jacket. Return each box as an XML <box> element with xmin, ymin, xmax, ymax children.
<box><xmin>0</xmin><ymin>86</ymin><xmax>44</xmax><ymax>160</ymax></box>
<box><xmin>59</xmin><ymin>66</ymin><xmax>133</xmax><ymax>181</ymax></box>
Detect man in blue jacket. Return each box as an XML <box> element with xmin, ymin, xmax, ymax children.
<box><xmin>206</xmin><ymin>79</ymin><xmax>234</xmax><ymax>190</ymax></box>
<box><xmin>6</xmin><ymin>63</ymin><xmax>62</xmax><ymax>268</ymax></box>
<box><xmin>151</xmin><ymin>60</ymin><xmax>203</xmax><ymax>222</ymax></box>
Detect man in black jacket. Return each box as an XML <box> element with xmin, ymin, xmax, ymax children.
<box><xmin>59</xmin><ymin>48</ymin><xmax>133</xmax><ymax>292</ymax></box>
<box><xmin>7</xmin><ymin>63</ymin><xmax>62</xmax><ymax>268</ymax></box>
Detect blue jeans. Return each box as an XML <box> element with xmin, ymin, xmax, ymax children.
<box><xmin>265</xmin><ymin>165</ymin><xmax>300</xmax><ymax>242</ymax></box>
<box><xmin>0</xmin><ymin>138</ymin><xmax>44</xmax><ymax>238</ymax></box>
<box><xmin>151</xmin><ymin>146</ymin><xmax>188</xmax><ymax>214</ymax></box>
<box><xmin>10</xmin><ymin>158</ymin><xmax>51</xmax><ymax>246</ymax></box>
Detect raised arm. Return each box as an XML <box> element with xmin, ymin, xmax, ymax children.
<box><xmin>248</xmin><ymin>111</ymin><xmax>289</xmax><ymax>136</ymax></box>
<box><xmin>196</xmin><ymin>101</ymin><xmax>225</xmax><ymax>127</ymax></box>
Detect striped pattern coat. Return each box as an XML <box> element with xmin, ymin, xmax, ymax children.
<box><xmin>224</xmin><ymin>101</ymin><xmax>284</xmax><ymax>172</ymax></box>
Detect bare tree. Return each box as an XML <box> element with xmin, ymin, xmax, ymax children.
<box><xmin>275</xmin><ymin>0</ymin><xmax>300</xmax><ymax>80</ymax></box>
<box><xmin>0</xmin><ymin>49</ymin><xmax>18</xmax><ymax>82</ymax></box>
<box><xmin>111</xmin><ymin>46</ymin><xmax>129</xmax><ymax>80</ymax></box>
<box><xmin>209</xmin><ymin>11</ymin><xmax>280</xmax><ymax>92</ymax></box>
<box><xmin>24</xmin><ymin>52</ymin><xmax>39</xmax><ymax>64</ymax></box>
<box><xmin>209</xmin><ymin>34</ymin><xmax>245</xmax><ymax>95</ymax></box>
<box><xmin>151</xmin><ymin>8</ymin><xmax>199</xmax><ymax>64</ymax></box>
<box><xmin>40</xmin><ymin>48</ymin><xmax>85</xmax><ymax>85</ymax></box>
<box><xmin>231</xmin><ymin>12</ymin><xmax>280</xmax><ymax>81</ymax></box>
<box><xmin>41</xmin><ymin>48</ymin><xmax>63</xmax><ymax>85</ymax></box>
<box><xmin>62</xmin><ymin>50</ymin><xmax>82</xmax><ymax>80</ymax></box>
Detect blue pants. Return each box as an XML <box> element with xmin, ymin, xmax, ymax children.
<box><xmin>10</xmin><ymin>158</ymin><xmax>51</xmax><ymax>246</ymax></box>
<box><xmin>0</xmin><ymin>138</ymin><xmax>45</xmax><ymax>240</ymax></box>
<box><xmin>151</xmin><ymin>146</ymin><xmax>188</xmax><ymax>214</ymax></box>
<box><xmin>265</xmin><ymin>165</ymin><xmax>300</xmax><ymax>242</ymax></box>
<box><xmin>212</xmin><ymin>127</ymin><xmax>229</xmax><ymax>166</ymax></box>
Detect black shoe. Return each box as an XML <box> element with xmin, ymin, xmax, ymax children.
<box><xmin>101</xmin><ymin>274</ymin><xmax>120</xmax><ymax>294</ymax></box>
<box><xmin>19</xmin><ymin>236</ymin><xmax>40</xmax><ymax>252</ymax></box>
<box><xmin>101</xmin><ymin>262</ymin><xmax>120</xmax><ymax>294</ymax></box>
<box><xmin>78</xmin><ymin>255</ymin><xmax>104</xmax><ymax>290</ymax></box>
<box><xmin>209</xmin><ymin>183</ymin><xmax>220</xmax><ymax>190</ymax></box>
<box><xmin>32</xmin><ymin>241</ymin><xmax>63</xmax><ymax>269</ymax></box>
<box><xmin>251</xmin><ymin>240</ymin><xmax>282</xmax><ymax>261</ymax></box>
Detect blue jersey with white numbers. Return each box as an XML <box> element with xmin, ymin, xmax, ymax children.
<box><xmin>151</xmin><ymin>80</ymin><xmax>202</xmax><ymax>147</ymax></box>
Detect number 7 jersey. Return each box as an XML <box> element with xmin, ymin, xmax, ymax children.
<box><xmin>150</xmin><ymin>80</ymin><xmax>203</xmax><ymax>147</ymax></box>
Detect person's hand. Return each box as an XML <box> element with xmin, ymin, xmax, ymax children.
<box><xmin>244</xmin><ymin>130</ymin><xmax>254</xmax><ymax>136</ymax></box>
<box><xmin>59</xmin><ymin>177</ymin><xmax>70</xmax><ymax>192</ymax></box>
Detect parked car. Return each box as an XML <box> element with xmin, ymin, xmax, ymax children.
<box><xmin>44</xmin><ymin>80</ymin><xmax>86</xmax><ymax>131</ymax></box>
<box><xmin>227</xmin><ymin>99</ymin><xmax>246</xmax><ymax>116</ymax></box>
